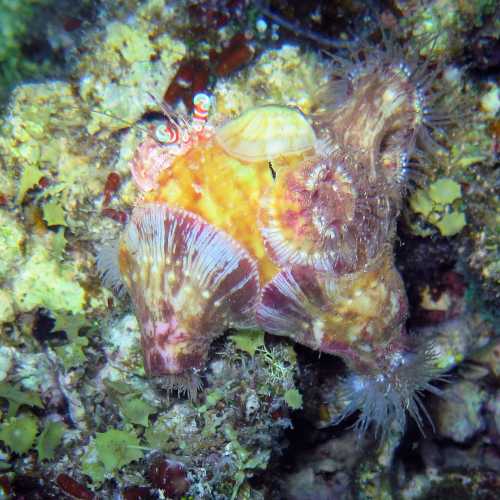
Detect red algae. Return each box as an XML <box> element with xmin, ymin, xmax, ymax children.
<box><xmin>101</xmin><ymin>207</ymin><xmax>128</xmax><ymax>224</ymax></box>
<box><xmin>56</xmin><ymin>473</ymin><xmax>95</xmax><ymax>500</ymax></box>
<box><xmin>122</xmin><ymin>486</ymin><xmax>155</xmax><ymax>500</ymax></box>
<box><xmin>149</xmin><ymin>457</ymin><xmax>190</xmax><ymax>498</ymax></box>
<box><xmin>103</xmin><ymin>171</ymin><xmax>121</xmax><ymax>206</ymax></box>
<box><xmin>164</xmin><ymin>59</ymin><xmax>210</xmax><ymax>110</ymax></box>
<box><xmin>164</xmin><ymin>32</ymin><xmax>254</xmax><ymax>110</ymax></box>
<box><xmin>215</xmin><ymin>33</ymin><xmax>255</xmax><ymax>77</ymax></box>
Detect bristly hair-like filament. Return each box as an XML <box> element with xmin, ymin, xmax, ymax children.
<box><xmin>335</xmin><ymin>343</ymin><xmax>447</xmax><ymax>440</ymax></box>
<box><xmin>96</xmin><ymin>239</ymin><xmax>126</xmax><ymax>296</ymax></box>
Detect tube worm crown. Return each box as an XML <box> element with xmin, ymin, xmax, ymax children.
<box><xmin>335</xmin><ymin>339</ymin><xmax>446</xmax><ymax>439</ymax></box>
<box><xmin>99</xmin><ymin>203</ymin><xmax>260</xmax><ymax>378</ymax></box>
<box><xmin>259</xmin><ymin>149</ymin><xmax>395</xmax><ymax>273</ymax></box>
<box><xmin>318</xmin><ymin>62</ymin><xmax>423</xmax><ymax>178</ymax></box>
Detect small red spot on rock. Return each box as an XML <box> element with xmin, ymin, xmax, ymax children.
<box><xmin>271</xmin><ymin>406</ymin><xmax>286</xmax><ymax>420</ymax></box>
<box><xmin>38</xmin><ymin>176</ymin><xmax>50</xmax><ymax>189</ymax></box>
<box><xmin>190</xmin><ymin>61</ymin><xmax>210</xmax><ymax>96</ymax></box>
<box><xmin>0</xmin><ymin>476</ymin><xmax>11</xmax><ymax>496</ymax></box>
<box><xmin>148</xmin><ymin>457</ymin><xmax>190</xmax><ymax>498</ymax></box>
<box><xmin>215</xmin><ymin>33</ymin><xmax>255</xmax><ymax>77</ymax></box>
<box><xmin>187</xmin><ymin>3</ymin><xmax>230</xmax><ymax>30</ymax></box>
<box><xmin>441</xmin><ymin>271</ymin><xmax>466</xmax><ymax>297</ymax></box>
<box><xmin>102</xmin><ymin>207</ymin><xmax>128</xmax><ymax>224</ymax></box>
<box><xmin>103</xmin><ymin>171</ymin><xmax>121</xmax><ymax>206</ymax></box>
<box><xmin>165</xmin><ymin>59</ymin><xmax>209</xmax><ymax>110</ymax></box>
<box><xmin>62</xmin><ymin>16</ymin><xmax>82</xmax><ymax>32</ymax></box>
<box><xmin>421</xmin><ymin>309</ymin><xmax>447</xmax><ymax>324</ymax></box>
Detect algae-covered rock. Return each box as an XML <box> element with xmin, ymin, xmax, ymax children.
<box><xmin>479</xmin><ymin>82</ymin><xmax>500</xmax><ymax>116</ymax></box>
<box><xmin>0</xmin><ymin>81</ymin><xmax>109</xmax><ymax>214</ymax></box>
<box><xmin>13</xmin><ymin>235</ymin><xmax>85</xmax><ymax>314</ymax></box>
<box><xmin>0</xmin><ymin>211</ymin><xmax>24</xmax><ymax>281</ymax></box>
<box><xmin>435</xmin><ymin>380</ymin><xmax>487</xmax><ymax>442</ymax></box>
<box><xmin>399</xmin><ymin>0</ymin><xmax>497</xmax><ymax>59</ymax></box>
<box><xmin>77</xmin><ymin>12</ymin><xmax>186</xmax><ymax>135</ymax></box>
<box><xmin>0</xmin><ymin>290</ymin><xmax>15</xmax><ymax>325</ymax></box>
<box><xmin>99</xmin><ymin>313</ymin><xmax>145</xmax><ymax>381</ymax></box>
<box><xmin>0</xmin><ymin>0</ymin><xmax>55</xmax><ymax>104</ymax></box>
<box><xmin>213</xmin><ymin>45</ymin><xmax>328</xmax><ymax>117</ymax></box>
<box><xmin>408</xmin><ymin>178</ymin><xmax>466</xmax><ymax>237</ymax></box>
<box><xmin>0</xmin><ymin>347</ymin><xmax>14</xmax><ymax>382</ymax></box>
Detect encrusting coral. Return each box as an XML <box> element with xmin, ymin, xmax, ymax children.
<box><xmin>98</xmin><ymin>29</ymin><xmax>459</xmax><ymax>437</ymax></box>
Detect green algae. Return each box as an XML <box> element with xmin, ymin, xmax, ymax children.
<box><xmin>0</xmin><ymin>382</ymin><xmax>43</xmax><ymax>418</ymax></box>
<box><xmin>16</xmin><ymin>164</ymin><xmax>44</xmax><ymax>204</ymax></box>
<box><xmin>0</xmin><ymin>415</ymin><xmax>38</xmax><ymax>455</ymax></box>
<box><xmin>230</xmin><ymin>329</ymin><xmax>265</xmax><ymax>357</ymax></box>
<box><xmin>36</xmin><ymin>420</ymin><xmax>66</xmax><ymax>461</ymax></box>
<box><xmin>52</xmin><ymin>313</ymin><xmax>91</xmax><ymax>370</ymax></box>
<box><xmin>50</xmin><ymin>228</ymin><xmax>67</xmax><ymax>260</ymax></box>
<box><xmin>428</xmin><ymin>178</ymin><xmax>462</xmax><ymax>205</ymax></box>
<box><xmin>42</xmin><ymin>201</ymin><xmax>67</xmax><ymax>227</ymax></box>
<box><xmin>284</xmin><ymin>388</ymin><xmax>303</xmax><ymax>410</ymax></box>
<box><xmin>409</xmin><ymin>189</ymin><xmax>434</xmax><ymax>217</ymax></box>
<box><xmin>95</xmin><ymin>429</ymin><xmax>143</xmax><ymax>472</ymax></box>
<box><xmin>54</xmin><ymin>335</ymin><xmax>89</xmax><ymax>371</ymax></box>
<box><xmin>118</xmin><ymin>397</ymin><xmax>157</xmax><ymax>427</ymax></box>
<box><xmin>81</xmin><ymin>440</ymin><xmax>106</xmax><ymax>486</ymax></box>
<box><xmin>82</xmin><ymin>428</ymin><xmax>144</xmax><ymax>485</ymax></box>
<box><xmin>408</xmin><ymin>178</ymin><xmax>466</xmax><ymax>236</ymax></box>
<box><xmin>435</xmin><ymin>211</ymin><xmax>467</xmax><ymax>236</ymax></box>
